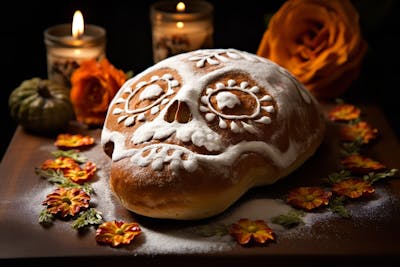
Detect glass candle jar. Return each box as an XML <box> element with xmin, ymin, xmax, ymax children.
<box><xmin>150</xmin><ymin>0</ymin><xmax>214</xmax><ymax>63</ymax></box>
<box><xmin>44</xmin><ymin>24</ymin><xmax>106</xmax><ymax>89</ymax></box>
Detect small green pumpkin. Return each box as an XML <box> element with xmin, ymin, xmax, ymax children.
<box><xmin>8</xmin><ymin>77</ymin><xmax>75</xmax><ymax>134</ymax></box>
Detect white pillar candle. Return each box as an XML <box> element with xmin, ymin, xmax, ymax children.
<box><xmin>44</xmin><ymin>11</ymin><xmax>106</xmax><ymax>89</ymax></box>
<box><xmin>150</xmin><ymin>0</ymin><xmax>214</xmax><ymax>63</ymax></box>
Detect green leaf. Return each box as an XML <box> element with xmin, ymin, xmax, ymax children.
<box><xmin>71</xmin><ymin>208</ymin><xmax>103</xmax><ymax>230</ymax></box>
<box><xmin>328</xmin><ymin>196</ymin><xmax>350</xmax><ymax>218</ymax></box>
<box><xmin>363</xmin><ymin>169</ymin><xmax>399</xmax><ymax>184</ymax></box>
<box><xmin>324</xmin><ymin>170</ymin><xmax>352</xmax><ymax>185</ymax></box>
<box><xmin>39</xmin><ymin>208</ymin><xmax>54</xmax><ymax>225</ymax></box>
<box><xmin>192</xmin><ymin>223</ymin><xmax>229</xmax><ymax>237</ymax></box>
<box><xmin>51</xmin><ymin>149</ymin><xmax>87</xmax><ymax>164</ymax></box>
<box><xmin>125</xmin><ymin>70</ymin><xmax>134</xmax><ymax>79</ymax></box>
<box><xmin>271</xmin><ymin>209</ymin><xmax>305</xmax><ymax>229</ymax></box>
<box><xmin>340</xmin><ymin>139</ymin><xmax>364</xmax><ymax>156</ymax></box>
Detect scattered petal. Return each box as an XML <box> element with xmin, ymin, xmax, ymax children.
<box><xmin>96</xmin><ymin>220</ymin><xmax>142</xmax><ymax>247</ymax></box>
<box><xmin>328</xmin><ymin>104</ymin><xmax>361</xmax><ymax>121</ymax></box>
<box><xmin>341</xmin><ymin>154</ymin><xmax>386</xmax><ymax>174</ymax></box>
<box><xmin>42</xmin><ymin>187</ymin><xmax>90</xmax><ymax>217</ymax></box>
<box><xmin>340</xmin><ymin>121</ymin><xmax>378</xmax><ymax>144</ymax></box>
<box><xmin>287</xmin><ymin>187</ymin><xmax>332</xmax><ymax>210</ymax></box>
<box><xmin>229</xmin><ymin>218</ymin><xmax>274</xmax><ymax>245</ymax></box>
<box><xmin>332</xmin><ymin>178</ymin><xmax>375</xmax><ymax>198</ymax></box>
<box><xmin>54</xmin><ymin>134</ymin><xmax>95</xmax><ymax>149</ymax></box>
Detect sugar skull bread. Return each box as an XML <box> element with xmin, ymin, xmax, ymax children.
<box><xmin>101</xmin><ymin>48</ymin><xmax>326</xmax><ymax>220</ymax></box>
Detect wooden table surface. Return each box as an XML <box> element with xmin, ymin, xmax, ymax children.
<box><xmin>0</xmin><ymin>103</ymin><xmax>399</xmax><ymax>267</ymax></box>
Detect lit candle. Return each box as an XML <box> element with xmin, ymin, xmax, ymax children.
<box><xmin>44</xmin><ymin>10</ymin><xmax>106</xmax><ymax>88</ymax></box>
<box><xmin>150</xmin><ymin>0</ymin><xmax>214</xmax><ymax>63</ymax></box>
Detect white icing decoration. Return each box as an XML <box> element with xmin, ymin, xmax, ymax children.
<box><xmin>261</xmin><ymin>105</ymin><xmax>274</xmax><ymax>113</ymax></box>
<box><xmin>199</xmin><ymin>106</ymin><xmax>209</xmax><ymax>112</ymax></box>
<box><xmin>137</xmin><ymin>113</ymin><xmax>146</xmax><ymax>121</ymax></box>
<box><xmin>124</xmin><ymin>116</ymin><xmax>136</xmax><ymax>127</ymax></box>
<box><xmin>216</xmin><ymin>91</ymin><xmax>241</xmax><ymax>110</ymax></box>
<box><xmin>112</xmin><ymin>108</ymin><xmax>123</xmax><ymax>115</ymax></box>
<box><xmin>151</xmin><ymin>106</ymin><xmax>160</xmax><ymax>115</ymax></box>
<box><xmin>219</xmin><ymin>118</ymin><xmax>227</xmax><ymax>128</ymax></box>
<box><xmin>139</xmin><ymin>84</ymin><xmax>164</xmax><ymax>101</ymax></box>
<box><xmin>230</xmin><ymin>121</ymin><xmax>240</xmax><ymax>133</ymax></box>
<box><xmin>241</xmin><ymin>121</ymin><xmax>259</xmax><ymax>134</ymax></box>
<box><xmin>249</xmin><ymin>86</ymin><xmax>259</xmax><ymax>93</ymax></box>
<box><xmin>260</xmin><ymin>95</ymin><xmax>272</xmax><ymax>102</ymax></box>
<box><xmin>205</xmin><ymin>113</ymin><xmax>216</xmax><ymax>121</ymax></box>
<box><xmin>101</xmin><ymin>48</ymin><xmax>321</xmax><ymax>174</ymax></box>
<box><xmin>255</xmin><ymin>116</ymin><xmax>271</xmax><ymax>124</ymax></box>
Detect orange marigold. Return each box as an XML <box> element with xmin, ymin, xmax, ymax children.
<box><xmin>340</xmin><ymin>121</ymin><xmax>378</xmax><ymax>144</ymax></box>
<box><xmin>95</xmin><ymin>220</ymin><xmax>142</xmax><ymax>247</ymax></box>
<box><xmin>332</xmin><ymin>178</ymin><xmax>375</xmax><ymax>198</ymax></box>
<box><xmin>229</xmin><ymin>218</ymin><xmax>274</xmax><ymax>245</ymax></box>
<box><xmin>42</xmin><ymin>187</ymin><xmax>90</xmax><ymax>217</ymax></box>
<box><xmin>70</xmin><ymin>58</ymin><xmax>127</xmax><ymax>126</ymax></box>
<box><xmin>40</xmin><ymin>157</ymin><xmax>79</xmax><ymax>171</ymax></box>
<box><xmin>341</xmin><ymin>154</ymin><xmax>386</xmax><ymax>174</ymax></box>
<box><xmin>287</xmin><ymin>186</ymin><xmax>332</xmax><ymax>210</ymax></box>
<box><xmin>63</xmin><ymin>161</ymin><xmax>97</xmax><ymax>183</ymax></box>
<box><xmin>54</xmin><ymin>133</ymin><xmax>95</xmax><ymax>149</ymax></box>
<box><xmin>328</xmin><ymin>104</ymin><xmax>361</xmax><ymax>122</ymax></box>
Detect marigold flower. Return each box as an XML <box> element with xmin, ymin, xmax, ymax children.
<box><xmin>42</xmin><ymin>187</ymin><xmax>90</xmax><ymax>217</ymax></box>
<box><xmin>40</xmin><ymin>157</ymin><xmax>79</xmax><ymax>171</ymax></box>
<box><xmin>332</xmin><ymin>178</ymin><xmax>375</xmax><ymax>198</ymax></box>
<box><xmin>257</xmin><ymin>0</ymin><xmax>368</xmax><ymax>99</ymax></box>
<box><xmin>340</xmin><ymin>121</ymin><xmax>378</xmax><ymax>144</ymax></box>
<box><xmin>287</xmin><ymin>186</ymin><xmax>332</xmax><ymax>210</ymax></box>
<box><xmin>63</xmin><ymin>161</ymin><xmax>97</xmax><ymax>183</ymax></box>
<box><xmin>95</xmin><ymin>220</ymin><xmax>142</xmax><ymax>247</ymax></box>
<box><xmin>70</xmin><ymin>58</ymin><xmax>127</xmax><ymax>126</ymax></box>
<box><xmin>328</xmin><ymin>104</ymin><xmax>361</xmax><ymax>122</ymax></box>
<box><xmin>341</xmin><ymin>154</ymin><xmax>386</xmax><ymax>174</ymax></box>
<box><xmin>229</xmin><ymin>218</ymin><xmax>274</xmax><ymax>245</ymax></box>
<box><xmin>54</xmin><ymin>133</ymin><xmax>95</xmax><ymax>149</ymax></box>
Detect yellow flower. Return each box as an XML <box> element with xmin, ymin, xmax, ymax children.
<box><xmin>287</xmin><ymin>186</ymin><xmax>332</xmax><ymax>210</ymax></box>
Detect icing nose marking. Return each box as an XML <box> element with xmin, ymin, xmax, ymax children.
<box><xmin>164</xmin><ymin>100</ymin><xmax>192</xmax><ymax>123</ymax></box>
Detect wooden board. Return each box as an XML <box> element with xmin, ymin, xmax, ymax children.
<box><xmin>0</xmin><ymin>103</ymin><xmax>399</xmax><ymax>266</ymax></box>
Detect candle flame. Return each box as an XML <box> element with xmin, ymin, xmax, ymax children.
<box><xmin>176</xmin><ymin>22</ymin><xmax>184</xmax><ymax>29</ymax></box>
<box><xmin>72</xmin><ymin>10</ymin><xmax>84</xmax><ymax>38</ymax></box>
<box><xmin>176</xmin><ymin>2</ymin><xmax>185</xmax><ymax>12</ymax></box>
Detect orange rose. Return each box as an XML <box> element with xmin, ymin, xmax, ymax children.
<box><xmin>70</xmin><ymin>58</ymin><xmax>127</xmax><ymax>126</ymax></box>
<box><xmin>257</xmin><ymin>0</ymin><xmax>368</xmax><ymax>100</ymax></box>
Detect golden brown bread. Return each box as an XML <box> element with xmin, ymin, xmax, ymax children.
<box><xmin>101</xmin><ymin>48</ymin><xmax>326</xmax><ymax>220</ymax></box>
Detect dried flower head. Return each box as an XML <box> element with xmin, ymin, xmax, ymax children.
<box><xmin>340</xmin><ymin>121</ymin><xmax>378</xmax><ymax>144</ymax></box>
<box><xmin>95</xmin><ymin>220</ymin><xmax>142</xmax><ymax>247</ymax></box>
<box><xmin>229</xmin><ymin>218</ymin><xmax>274</xmax><ymax>245</ymax></box>
<box><xmin>328</xmin><ymin>104</ymin><xmax>361</xmax><ymax>122</ymax></box>
<box><xmin>341</xmin><ymin>154</ymin><xmax>386</xmax><ymax>174</ymax></box>
<box><xmin>54</xmin><ymin>133</ymin><xmax>95</xmax><ymax>149</ymax></box>
<box><xmin>287</xmin><ymin>186</ymin><xmax>332</xmax><ymax>210</ymax></box>
<box><xmin>42</xmin><ymin>187</ymin><xmax>90</xmax><ymax>217</ymax></box>
<box><xmin>40</xmin><ymin>157</ymin><xmax>79</xmax><ymax>171</ymax></box>
<box><xmin>63</xmin><ymin>161</ymin><xmax>97</xmax><ymax>183</ymax></box>
<box><xmin>332</xmin><ymin>178</ymin><xmax>375</xmax><ymax>198</ymax></box>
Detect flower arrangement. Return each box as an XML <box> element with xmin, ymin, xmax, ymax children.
<box><xmin>257</xmin><ymin>0</ymin><xmax>368</xmax><ymax>100</ymax></box>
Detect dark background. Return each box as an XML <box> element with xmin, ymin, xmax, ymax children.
<box><xmin>1</xmin><ymin>0</ymin><xmax>399</xmax><ymax>161</ymax></box>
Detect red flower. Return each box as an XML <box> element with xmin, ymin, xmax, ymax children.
<box><xmin>287</xmin><ymin>186</ymin><xmax>332</xmax><ymax>210</ymax></box>
<box><xmin>229</xmin><ymin>218</ymin><xmax>274</xmax><ymax>245</ymax></box>
<box><xmin>96</xmin><ymin>220</ymin><xmax>142</xmax><ymax>247</ymax></box>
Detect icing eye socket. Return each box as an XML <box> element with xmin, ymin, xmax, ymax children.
<box><xmin>200</xmin><ymin>79</ymin><xmax>275</xmax><ymax>134</ymax></box>
<box><xmin>111</xmin><ymin>72</ymin><xmax>180</xmax><ymax>127</ymax></box>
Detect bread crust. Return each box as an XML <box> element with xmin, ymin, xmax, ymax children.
<box><xmin>101</xmin><ymin>49</ymin><xmax>326</xmax><ymax>220</ymax></box>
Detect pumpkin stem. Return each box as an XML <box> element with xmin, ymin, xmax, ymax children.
<box><xmin>37</xmin><ymin>81</ymin><xmax>52</xmax><ymax>98</ymax></box>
